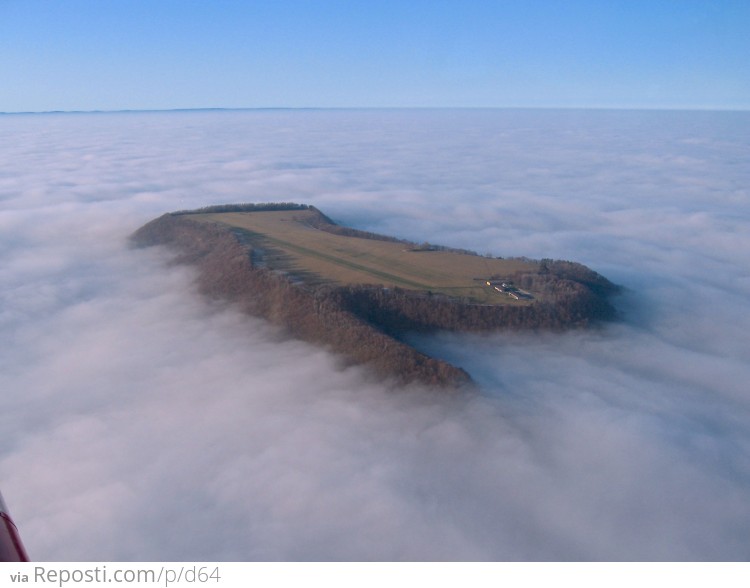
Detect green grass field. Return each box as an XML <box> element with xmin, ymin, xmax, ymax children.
<box><xmin>191</xmin><ymin>210</ymin><xmax>539</xmax><ymax>305</ymax></box>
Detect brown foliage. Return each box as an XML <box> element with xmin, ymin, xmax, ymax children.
<box><xmin>131</xmin><ymin>214</ymin><xmax>472</xmax><ymax>389</ymax></box>
<box><xmin>131</xmin><ymin>211</ymin><xmax>619</xmax><ymax>389</ymax></box>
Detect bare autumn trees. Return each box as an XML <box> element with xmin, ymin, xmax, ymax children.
<box><xmin>332</xmin><ymin>278</ymin><xmax>615</xmax><ymax>336</ymax></box>
<box><xmin>131</xmin><ymin>213</ymin><xmax>472</xmax><ymax>389</ymax></box>
<box><xmin>131</xmin><ymin>210</ymin><xmax>618</xmax><ymax>388</ymax></box>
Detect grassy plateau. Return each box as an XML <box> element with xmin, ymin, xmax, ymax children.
<box><xmin>191</xmin><ymin>209</ymin><xmax>538</xmax><ymax>305</ymax></box>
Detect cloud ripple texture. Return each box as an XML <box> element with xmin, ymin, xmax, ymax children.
<box><xmin>1</xmin><ymin>109</ymin><xmax>749</xmax><ymax>561</ymax></box>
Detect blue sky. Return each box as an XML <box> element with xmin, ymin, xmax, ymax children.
<box><xmin>1</xmin><ymin>0</ymin><xmax>749</xmax><ymax>112</ymax></box>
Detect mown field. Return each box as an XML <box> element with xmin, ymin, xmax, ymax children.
<box><xmin>191</xmin><ymin>210</ymin><xmax>539</xmax><ymax>305</ymax></box>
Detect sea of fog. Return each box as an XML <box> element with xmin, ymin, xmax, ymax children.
<box><xmin>1</xmin><ymin>109</ymin><xmax>749</xmax><ymax>560</ymax></box>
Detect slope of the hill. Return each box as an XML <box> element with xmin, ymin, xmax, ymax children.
<box><xmin>131</xmin><ymin>203</ymin><xmax>619</xmax><ymax>388</ymax></box>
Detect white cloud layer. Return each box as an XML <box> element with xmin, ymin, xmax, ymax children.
<box><xmin>1</xmin><ymin>109</ymin><xmax>749</xmax><ymax>560</ymax></box>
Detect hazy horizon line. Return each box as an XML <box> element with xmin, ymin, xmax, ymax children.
<box><xmin>2</xmin><ymin>105</ymin><xmax>749</xmax><ymax>116</ymax></box>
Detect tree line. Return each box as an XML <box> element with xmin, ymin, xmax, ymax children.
<box><xmin>131</xmin><ymin>210</ymin><xmax>619</xmax><ymax>388</ymax></box>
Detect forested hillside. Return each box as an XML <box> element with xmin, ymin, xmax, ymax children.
<box><xmin>131</xmin><ymin>205</ymin><xmax>619</xmax><ymax>388</ymax></box>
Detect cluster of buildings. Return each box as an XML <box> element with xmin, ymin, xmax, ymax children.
<box><xmin>485</xmin><ymin>280</ymin><xmax>534</xmax><ymax>300</ymax></box>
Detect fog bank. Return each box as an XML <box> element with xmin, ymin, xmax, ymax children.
<box><xmin>1</xmin><ymin>109</ymin><xmax>749</xmax><ymax>560</ymax></box>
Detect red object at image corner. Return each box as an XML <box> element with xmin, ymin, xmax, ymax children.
<box><xmin>0</xmin><ymin>492</ymin><xmax>29</xmax><ymax>562</ymax></box>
